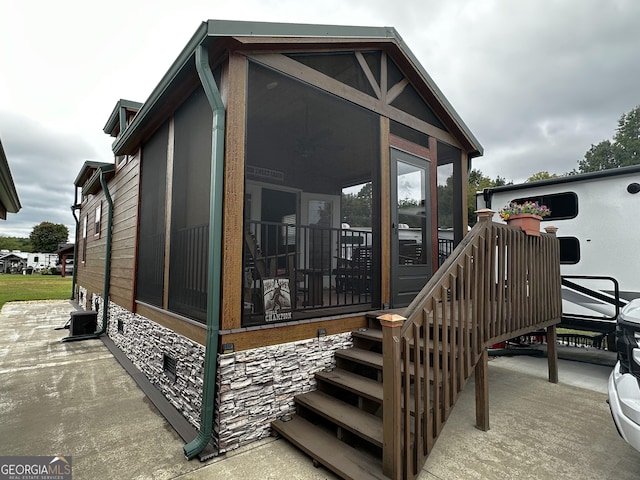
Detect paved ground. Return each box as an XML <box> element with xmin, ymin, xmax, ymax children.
<box><xmin>2</xmin><ymin>300</ymin><xmax>639</xmax><ymax>480</ymax></box>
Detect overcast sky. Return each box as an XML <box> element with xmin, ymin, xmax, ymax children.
<box><xmin>1</xmin><ymin>0</ymin><xmax>639</xmax><ymax>239</ymax></box>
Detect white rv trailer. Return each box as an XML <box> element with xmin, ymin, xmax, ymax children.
<box><xmin>477</xmin><ymin>164</ymin><xmax>640</xmax><ymax>332</ymax></box>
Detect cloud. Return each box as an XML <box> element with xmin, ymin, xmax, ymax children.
<box><xmin>0</xmin><ymin>111</ymin><xmax>104</xmax><ymax>238</ymax></box>
<box><xmin>2</xmin><ymin>0</ymin><xmax>640</xmax><ymax>237</ymax></box>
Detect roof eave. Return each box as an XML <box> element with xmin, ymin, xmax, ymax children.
<box><xmin>0</xmin><ymin>139</ymin><xmax>21</xmax><ymax>214</ymax></box>
<box><xmin>103</xmin><ymin>99</ymin><xmax>144</xmax><ymax>136</ymax></box>
<box><xmin>388</xmin><ymin>33</ymin><xmax>483</xmax><ymax>156</ymax></box>
<box><xmin>74</xmin><ymin>161</ymin><xmax>114</xmax><ymax>187</ymax></box>
<box><xmin>81</xmin><ymin>164</ymin><xmax>116</xmax><ymax>196</ymax></box>
<box><xmin>112</xmin><ymin>19</ymin><xmax>482</xmax><ymax>157</ymax></box>
<box><xmin>112</xmin><ymin>22</ymin><xmax>210</xmax><ymax>155</ymax></box>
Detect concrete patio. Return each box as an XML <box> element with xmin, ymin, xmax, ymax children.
<box><xmin>1</xmin><ymin>300</ymin><xmax>639</xmax><ymax>479</ymax></box>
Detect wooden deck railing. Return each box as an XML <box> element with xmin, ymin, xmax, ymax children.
<box><xmin>381</xmin><ymin>214</ymin><xmax>562</xmax><ymax>479</ymax></box>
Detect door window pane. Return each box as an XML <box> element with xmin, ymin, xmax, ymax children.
<box><xmin>397</xmin><ymin>161</ymin><xmax>427</xmax><ymax>265</ymax></box>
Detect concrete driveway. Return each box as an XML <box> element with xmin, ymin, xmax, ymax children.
<box><xmin>1</xmin><ymin>300</ymin><xmax>639</xmax><ymax>480</ymax></box>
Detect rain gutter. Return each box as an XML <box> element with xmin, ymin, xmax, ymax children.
<box><xmin>183</xmin><ymin>43</ymin><xmax>225</xmax><ymax>460</ymax></box>
<box><xmin>95</xmin><ymin>169</ymin><xmax>114</xmax><ymax>335</ymax></box>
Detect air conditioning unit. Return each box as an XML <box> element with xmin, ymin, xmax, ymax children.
<box><xmin>69</xmin><ymin>311</ymin><xmax>97</xmax><ymax>336</ymax></box>
<box><xmin>60</xmin><ymin>311</ymin><xmax>98</xmax><ymax>342</ymax></box>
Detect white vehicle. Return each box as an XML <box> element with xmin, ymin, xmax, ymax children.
<box><xmin>477</xmin><ymin>165</ymin><xmax>640</xmax><ymax>333</ymax></box>
<box><xmin>608</xmin><ymin>299</ymin><xmax>640</xmax><ymax>452</ymax></box>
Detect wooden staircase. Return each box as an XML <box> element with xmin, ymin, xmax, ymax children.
<box><xmin>272</xmin><ymin>322</ymin><xmax>392</xmax><ymax>480</ymax></box>
<box><xmin>271</xmin><ymin>217</ymin><xmax>564</xmax><ymax>480</ymax></box>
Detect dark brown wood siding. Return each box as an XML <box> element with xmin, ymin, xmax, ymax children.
<box><xmin>75</xmin><ymin>156</ymin><xmax>139</xmax><ymax>310</ymax></box>
<box><xmin>110</xmin><ymin>156</ymin><xmax>140</xmax><ymax>308</ymax></box>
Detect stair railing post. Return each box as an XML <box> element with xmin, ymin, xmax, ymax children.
<box><xmin>378</xmin><ymin>313</ymin><xmax>406</xmax><ymax>480</ymax></box>
<box><xmin>543</xmin><ymin>225</ymin><xmax>559</xmax><ymax>384</ymax></box>
<box><xmin>473</xmin><ymin>209</ymin><xmax>493</xmax><ymax>432</ymax></box>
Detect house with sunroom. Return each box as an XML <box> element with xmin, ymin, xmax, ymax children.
<box><xmin>72</xmin><ymin>19</ymin><xmax>562</xmax><ymax>480</ymax></box>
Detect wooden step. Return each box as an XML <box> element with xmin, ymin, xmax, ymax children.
<box><xmin>316</xmin><ymin>368</ymin><xmax>426</xmax><ymax>416</ymax></box>
<box><xmin>352</xmin><ymin>328</ymin><xmax>383</xmax><ymax>343</ymax></box>
<box><xmin>296</xmin><ymin>390</ymin><xmax>383</xmax><ymax>447</ymax></box>
<box><xmin>272</xmin><ymin>415</ymin><xmax>389</xmax><ymax>480</ymax></box>
<box><xmin>335</xmin><ymin>347</ymin><xmax>383</xmax><ymax>370</ymax></box>
<box><xmin>353</xmin><ymin>327</ymin><xmax>467</xmax><ymax>354</ymax></box>
<box><xmin>335</xmin><ymin>347</ymin><xmax>441</xmax><ymax>383</ymax></box>
<box><xmin>315</xmin><ymin>368</ymin><xmax>383</xmax><ymax>403</ymax></box>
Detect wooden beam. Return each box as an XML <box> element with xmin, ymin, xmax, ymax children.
<box><xmin>385</xmin><ymin>78</ymin><xmax>408</xmax><ymax>104</ymax></box>
<box><xmin>221</xmin><ymin>54</ymin><xmax>248</xmax><ymax>331</ymax></box>
<box><xmin>163</xmin><ymin>117</ymin><xmax>174</xmax><ymax>310</ymax></box>
<box><xmin>429</xmin><ymin>136</ymin><xmax>439</xmax><ymax>272</ymax></box>
<box><xmin>247</xmin><ymin>52</ymin><xmax>462</xmax><ymax>148</ymax></box>
<box><xmin>355</xmin><ymin>51</ymin><xmax>381</xmax><ymax>99</ymax></box>
<box><xmin>219</xmin><ymin>314</ymin><xmax>367</xmax><ymax>351</ymax></box>
<box><xmin>474</xmin><ymin>347</ymin><xmax>490</xmax><ymax>431</ymax></box>
<box><xmin>460</xmin><ymin>150</ymin><xmax>469</xmax><ymax>237</ymax></box>
<box><xmin>380</xmin><ymin>116</ymin><xmax>391</xmax><ymax>306</ymax></box>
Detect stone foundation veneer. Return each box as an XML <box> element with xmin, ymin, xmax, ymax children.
<box><xmin>216</xmin><ymin>332</ymin><xmax>352</xmax><ymax>452</ymax></box>
<box><xmin>82</xmin><ymin>288</ymin><xmax>352</xmax><ymax>454</ymax></box>
<box><xmin>78</xmin><ymin>286</ymin><xmax>87</xmax><ymax>309</ymax></box>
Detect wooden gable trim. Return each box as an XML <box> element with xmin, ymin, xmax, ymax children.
<box><xmin>246</xmin><ymin>52</ymin><xmax>463</xmax><ymax>149</ymax></box>
<box><xmin>355</xmin><ymin>51</ymin><xmax>382</xmax><ymax>100</ymax></box>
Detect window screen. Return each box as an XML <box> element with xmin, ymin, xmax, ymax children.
<box><xmin>136</xmin><ymin>122</ymin><xmax>169</xmax><ymax>307</ymax></box>
<box><xmin>168</xmin><ymin>87</ymin><xmax>212</xmax><ymax>322</ymax></box>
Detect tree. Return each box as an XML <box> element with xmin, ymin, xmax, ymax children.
<box><xmin>29</xmin><ymin>222</ymin><xmax>69</xmax><ymax>253</ymax></box>
<box><xmin>0</xmin><ymin>236</ymin><xmax>32</xmax><ymax>252</ymax></box>
<box><xmin>578</xmin><ymin>105</ymin><xmax>640</xmax><ymax>173</ymax></box>
<box><xmin>526</xmin><ymin>171</ymin><xmax>558</xmax><ymax>182</ymax></box>
<box><xmin>467</xmin><ymin>169</ymin><xmax>510</xmax><ymax>225</ymax></box>
<box><xmin>341</xmin><ymin>182</ymin><xmax>372</xmax><ymax>227</ymax></box>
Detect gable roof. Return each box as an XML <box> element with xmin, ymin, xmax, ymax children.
<box><xmin>112</xmin><ymin>19</ymin><xmax>482</xmax><ymax>158</ymax></box>
<box><xmin>74</xmin><ymin>161</ymin><xmax>115</xmax><ymax>196</ymax></box>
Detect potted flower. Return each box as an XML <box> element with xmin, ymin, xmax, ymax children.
<box><xmin>498</xmin><ymin>201</ymin><xmax>551</xmax><ymax>236</ymax></box>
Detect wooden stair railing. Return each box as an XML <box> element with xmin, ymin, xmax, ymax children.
<box><xmin>381</xmin><ymin>214</ymin><xmax>562</xmax><ymax>479</ymax></box>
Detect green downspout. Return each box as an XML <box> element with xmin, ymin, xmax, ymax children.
<box><xmin>70</xmin><ymin>188</ymin><xmax>80</xmax><ymax>300</ymax></box>
<box><xmin>95</xmin><ymin>169</ymin><xmax>113</xmax><ymax>335</ymax></box>
<box><xmin>184</xmin><ymin>43</ymin><xmax>225</xmax><ymax>459</ymax></box>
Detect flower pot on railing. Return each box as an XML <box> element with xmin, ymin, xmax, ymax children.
<box><xmin>499</xmin><ymin>201</ymin><xmax>550</xmax><ymax>237</ymax></box>
<box><xmin>506</xmin><ymin>213</ymin><xmax>543</xmax><ymax>236</ymax></box>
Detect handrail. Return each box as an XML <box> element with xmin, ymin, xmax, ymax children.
<box><xmin>561</xmin><ymin>275</ymin><xmax>624</xmax><ymax>321</ymax></box>
<box><xmin>382</xmin><ymin>218</ymin><xmax>562</xmax><ymax>479</ymax></box>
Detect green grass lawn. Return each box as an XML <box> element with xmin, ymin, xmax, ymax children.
<box><xmin>0</xmin><ymin>274</ymin><xmax>73</xmax><ymax>311</ymax></box>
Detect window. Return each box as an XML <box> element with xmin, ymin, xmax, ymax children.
<box><xmin>94</xmin><ymin>203</ymin><xmax>102</xmax><ymax>237</ymax></box>
<box><xmin>512</xmin><ymin>192</ymin><xmax>578</xmax><ymax>221</ymax></box>
<box><xmin>559</xmin><ymin>237</ymin><xmax>580</xmax><ymax>264</ymax></box>
<box><xmin>82</xmin><ymin>215</ymin><xmax>88</xmax><ymax>263</ymax></box>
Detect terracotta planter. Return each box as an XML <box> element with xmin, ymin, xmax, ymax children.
<box><xmin>506</xmin><ymin>213</ymin><xmax>542</xmax><ymax>236</ymax></box>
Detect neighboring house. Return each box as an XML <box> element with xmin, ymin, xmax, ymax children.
<box><xmin>0</xmin><ymin>138</ymin><xmax>21</xmax><ymax>220</ymax></box>
<box><xmin>0</xmin><ymin>252</ymin><xmax>27</xmax><ymax>273</ymax></box>
<box><xmin>71</xmin><ymin>20</ymin><xmax>562</xmax><ymax>477</ymax></box>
